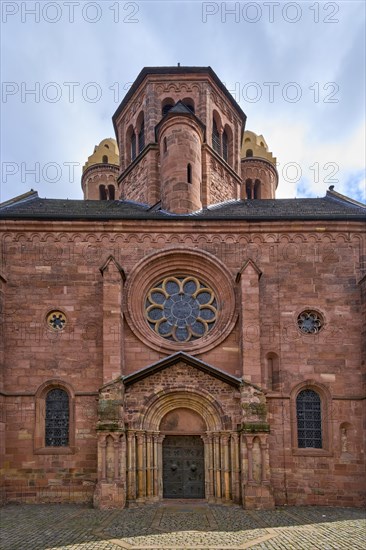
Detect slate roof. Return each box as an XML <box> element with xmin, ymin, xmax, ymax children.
<box><xmin>0</xmin><ymin>190</ymin><xmax>365</xmax><ymax>222</ymax></box>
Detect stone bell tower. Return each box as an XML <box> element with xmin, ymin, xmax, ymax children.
<box><xmin>240</xmin><ymin>130</ymin><xmax>278</xmax><ymax>199</ymax></box>
<box><xmin>112</xmin><ymin>66</ymin><xmax>247</xmax><ymax>212</ymax></box>
<box><xmin>81</xmin><ymin>138</ymin><xmax>119</xmax><ymax>200</ymax></box>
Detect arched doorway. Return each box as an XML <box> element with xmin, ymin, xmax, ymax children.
<box><xmin>160</xmin><ymin>408</ymin><xmax>205</xmax><ymax>499</ymax></box>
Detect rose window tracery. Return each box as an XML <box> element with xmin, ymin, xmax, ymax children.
<box><xmin>297</xmin><ymin>310</ymin><xmax>323</xmax><ymax>334</ymax></box>
<box><xmin>146</xmin><ymin>276</ymin><xmax>217</xmax><ymax>342</ymax></box>
<box><xmin>46</xmin><ymin>310</ymin><xmax>67</xmax><ymax>331</ymax></box>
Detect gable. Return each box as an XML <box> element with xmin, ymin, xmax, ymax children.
<box><xmin>123</xmin><ymin>351</ymin><xmax>241</xmax><ymax>388</ymax></box>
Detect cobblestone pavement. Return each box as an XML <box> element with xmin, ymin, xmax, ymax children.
<box><xmin>1</xmin><ymin>502</ymin><xmax>365</xmax><ymax>550</ymax></box>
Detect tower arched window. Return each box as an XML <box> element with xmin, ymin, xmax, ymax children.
<box><xmin>254</xmin><ymin>179</ymin><xmax>261</xmax><ymax>199</ymax></box>
<box><xmin>222</xmin><ymin>130</ymin><xmax>228</xmax><ymax>162</ymax></box>
<box><xmin>246</xmin><ymin>179</ymin><xmax>253</xmax><ymax>199</ymax></box>
<box><xmin>296</xmin><ymin>389</ymin><xmax>322</xmax><ymax>448</ymax></box>
<box><xmin>246</xmin><ymin>149</ymin><xmax>253</xmax><ymax>157</ymax></box>
<box><xmin>102</xmin><ymin>155</ymin><xmax>108</xmax><ymax>163</ymax></box>
<box><xmin>212</xmin><ymin>119</ymin><xmax>221</xmax><ymax>154</ymax></box>
<box><xmin>45</xmin><ymin>389</ymin><xmax>69</xmax><ymax>447</ymax></box>
<box><xmin>187</xmin><ymin>163</ymin><xmax>192</xmax><ymax>183</ymax></box>
<box><xmin>108</xmin><ymin>185</ymin><xmax>115</xmax><ymax>200</ymax></box>
<box><xmin>138</xmin><ymin>120</ymin><xmax>145</xmax><ymax>153</ymax></box>
<box><xmin>182</xmin><ymin>97</ymin><xmax>195</xmax><ymax>113</ymax></box>
<box><xmin>131</xmin><ymin>133</ymin><xmax>136</xmax><ymax>161</ymax></box>
<box><xmin>99</xmin><ymin>185</ymin><xmax>107</xmax><ymax>200</ymax></box>
<box><xmin>162</xmin><ymin>98</ymin><xmax>175</xmax><ymax>116</ymax></box>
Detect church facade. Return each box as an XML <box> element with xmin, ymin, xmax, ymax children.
<box><xmin>0</xmin><ymin>66</ymin><xmax>365</xmax><ymax>509</ymax></box>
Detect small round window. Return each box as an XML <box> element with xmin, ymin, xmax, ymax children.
<box><xmin>46</xmin><ymin>310</ymin><xmax>67</xmax><ymax>331</ymax></box>
<box><xmin>146</xmin><ymin>276</ymin><xmax>217</xmax><ymax>342</ymax></box>
<box><xmin>297</xmin><ymin>310</ymin><xmax>323</xmax><ymax>334</ymax></box>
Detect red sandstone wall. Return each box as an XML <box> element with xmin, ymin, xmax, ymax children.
<box><xmin>0</xmin><ymin>220</ymin><xmax>364</xmax><ymax>505</ymax></box>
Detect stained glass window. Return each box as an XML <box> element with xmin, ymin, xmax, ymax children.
<box><xmin>45</xmin><ymin>389</ymin><xmax>69</xmax><ymax>447</ymax></box>
<box><xmin>146</xmin><ymin>276</ymin><xmax>217</xmax><ymax>343</ymax></box>
<box><xmin>296</xmin><ymin>389</ymin><xmax>322</xmax><ymax>448</ymax></box>
<box><xmin>47</xmin><ymin>311</ymin><xmax>66</xmax><ymax>331</ymax></box>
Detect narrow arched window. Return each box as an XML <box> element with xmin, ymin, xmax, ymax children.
<box><xmin>131</xmin><ymin>133</ymin><xmax>136</xmax><ymax>161</ymax></box>
<box><xmin>99</xmin><ymin>185</ymin><xmax>107</xmax><ymax>200</ymax></box>
<box><xmin>162</xmin><ymin>103</ymin><xmax>174</xmax><ymax>116</ymax></box>
<box><xmin>246</xmin><ymin>149</ymin><xmax>253</xmax><ymax>157</ymax></box>
<box><xmin>182</xmin><ymin>97</ymin><xmax>195</xmax><ymax>113</ymax></box>
<box><xmin>138</xmin><ymin>120</ymin><xmax>145</xmax><ymax>153</ymax></box>
<box><xmin>212</xmin><ymin>119</ymin><xmax>221</xmax><ymax>154</ymax></box>
<box><xmin>102</xmin><ymin>155</ymin><xmax>108</xmax><ymax>163</ymax></box>
<box><xmin>163</xmin><ymin>137</ymin><xmax>167</xmax><ymax>153</ymax></box>
<box><xmin>222</xmin><ymin>130</ymin><xmax>228</xmax><ymax>162</ymax></box>
<box><xmin>187</xmin><ymin>163</ymin><xmax>192</xmax><ymax>183</ymax></box>
<box><xmin>296</xmin><ymin>389</ymin><xmax>322</xmax><ymax>448</ymax></box>
<box><xmin>108</xmin><ymin>185</ymin><xmax>115</xmax><ymax>200</ymax></box>
<box><xmin>253</xmin><ymin>179</ymin><xmax>261</xmax><ymax>199</ymax></box>
<box><xmin>45</xmin><ymin>389</ymin><xmax>69</xmax><ymax>447</ymax></box>
<box><xmin>246</xmin><ymin>179</ymin><xmax>252</xmax><ymax>199</ymax></box>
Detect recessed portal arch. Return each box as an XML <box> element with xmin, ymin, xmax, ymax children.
<box><xmin>140</xmin><ymin>387</ymin><xmax>228</xmax><ymax>432</ymax></box>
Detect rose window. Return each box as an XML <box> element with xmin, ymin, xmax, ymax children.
<box><xmin>297</xmin><ymin>310</ymin><xmax>323</xmax><ymax>334</ymax></box>
<box><xmin>47</xmin><ymin>310</ymin><xmax>67</xmax><ymax>331</ymax></box>
<box><xmin>146</xmin><ymin>276</ymin><xmax>217</xmax><ymax>342</ymax></box>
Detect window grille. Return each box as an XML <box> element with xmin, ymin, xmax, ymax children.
<box><xmin>45</xmin><ymin>389</ymin><xmax>69</xmax><ymax>447</ymax></box>
<box><xmin>222</xmin><ymin>131</ymin><xmax>228</xmax><ymax>162</ymax></box>
<box><xmin>138</xmin><ymin>122</ymin><xmax>145</xmax><ymax>153</ymax></box>
<box><xmin>296</xmin><ymin>389</ymin><xmax>322</xmax><ymax>448</ymax></box>
<box><xmin>212</xmin><ymin>120</ymin><xmax>221</xmax><ymax>154</ymax></box>
<box><xmin>131</xmin><ymin>135</ymin><xmax>136</xmax><ymax>161</ymax></box>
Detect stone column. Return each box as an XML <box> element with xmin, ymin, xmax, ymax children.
<box><xmin>231</xmin><ymin>432</ymin><xmax>240</xmax><ymax>503</ymax></box>
<box><xmin>153</xmin><ymin>433</ymin><xmax>160</xmax><ymax>500</ymax></box>
<box><xmin>157</xmin><ymin>434</ymin><xmax>165</xmax><ymax>499</ymax></box>
<box><xmin>260</xmin><ymin>437</ymin><xmax>270</xmax><ymax>483</ymax></box>
<box><xmin>246</xmin><ymin>437</ymin><xmax>254</xmax><ymax>483</ymax></box>
<box><xmin>221</xmin><ymin>434</ymin><xmax>231</xmax><ymax>502</ymax></box>
<box><xmin>213</xmin><ymin>433</ymin><xmax>221</xmax><ymax>500</ymax></box>
<box><xmin>100</xmin><ymin>436</ymin><xmax>107</xmax><ymax>482</ymax></box>
<box><xmin>136</xmin><ymin>432</ymin><xmax>146</xmax><ymax>502</ymax></box>
<box><xmin>202</xmin><ymin>434</ymin><xmax>214</xmax><ymax>501</ymax></box>
<box><xmin>127</xmin><ymin>431</ymin><xmax>136</xmax><ymax>501</ymax></box>
<box><xmin>120</xmin><ymin>433</ymin><xmax>127</xmax><ymax>489</ymax></box>
<box><xmin>146</xmin><ymin>433</ymin><xmax>154</xmax><ymax>499</ymax></box>
<box><xmin>113</xmin><ymin>437</ymin><xmax>120</xmax><ymax>481</ymax></box>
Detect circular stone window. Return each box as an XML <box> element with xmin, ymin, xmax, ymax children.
<box><xmin>297</xmin><ymin>310</ymin><xmax>323</xmax><ymax>334</ymax></box>
<box><xmin>124</xmin><ymin>248</ymin><xmax>237</xmax><ymax>355</ymax></box>
<box><xmin>146</xmin><ymin>276</ymin><xmax>217</xmax><ymax>342</ymax></box>
<box><xmin>46</xmin><ymin>310</ymin><xmax>67</xmax><ymax>331</ymax></box>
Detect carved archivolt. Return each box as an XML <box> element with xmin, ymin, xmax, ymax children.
<box><xmin>140</xmin><ymin>388</ymin><xmax>226</xmax><ymax>432</ymax></box>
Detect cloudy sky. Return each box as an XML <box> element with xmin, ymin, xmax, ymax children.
<box><xmin>1</xmin><ymin>0</ymin><xmax>365</xmax><ymax>203</ymax></box>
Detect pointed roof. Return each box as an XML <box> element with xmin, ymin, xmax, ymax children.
<box><xmin>99</xmin><ymin>255</ymin><xmax>126</xmax><ymax>280</ymax></box>
<box><xmin>155</xmin><ymin>100</ymin><xmax>206</xmax><ymax>140</ymax></box>
<box><xmin>168</xmin><ymin>100</ymin><xmax>194</xmax><ymax>115</ymax></box>
<box><xmin>123</xmin><ymin>352</ymin><xmax>241</xmax><ymax>388</ymax></box>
